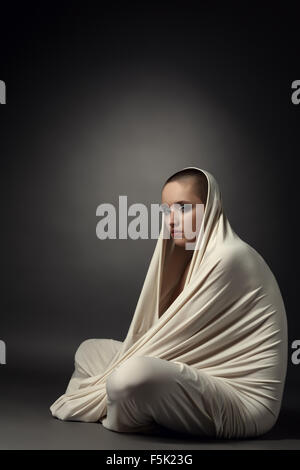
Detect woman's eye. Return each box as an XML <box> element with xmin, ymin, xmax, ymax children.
<box><xmin>160</xmin><ymin>203</ymin><xmax>192</xmax><ymax>215</ymax></box>
<box><xmin>160</xmin><ymin>204</ymin><xmax>171</xmax><ymax>215</ymax></box>
<box><xmin>180</xmin><ymin>204</ymin><xmax>192</xmax><ymax>213</ymax></box>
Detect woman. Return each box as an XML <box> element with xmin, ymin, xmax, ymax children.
<box><xmin>50</xmin><ymin>167</ymin><xmax>288</xmax><ymax>439</ymax></box>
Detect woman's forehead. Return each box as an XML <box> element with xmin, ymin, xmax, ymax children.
<box><xmin>161</xmin><ymin>180</ymin><xmax>202</xmax><ymax>204</ymax></box>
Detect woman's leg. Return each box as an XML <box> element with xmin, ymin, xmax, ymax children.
<box><xmin>101</xmin><ymin>355</ymin><xmax>221</xmax><ymax>437</ymax></box>
<box><xmin>65</xmin><ymin>338</ymin><xmax>123</xmax><ymax>395</ymax></box>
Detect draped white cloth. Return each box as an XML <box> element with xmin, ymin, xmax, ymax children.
<box><xmin>49</xmin><ymin>167</ymin><xmax>288</xmax><ymax>438</ymax></box>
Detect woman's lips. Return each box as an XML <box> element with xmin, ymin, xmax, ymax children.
<box><xmin>171</xmin><ymin>230</ymin><xmax>182</xmax><ymax>236</ymax></box>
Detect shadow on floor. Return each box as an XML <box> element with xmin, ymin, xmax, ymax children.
<box><xmin>259</xmin><ymin>408</ymin><xmax>300</xmax><ymax>440</ymax></box>
<box><xmin>132</xmin><ymin>407</ymin><xmax>300</xmax><ymax>443</ymax></box>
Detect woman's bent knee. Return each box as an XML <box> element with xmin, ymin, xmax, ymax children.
<box><xmin>106</xmin><ymin>356</ymin><xmax>159</xmax><ymax>401</ymax></box>
<box><xmin>74</xmin><ymin>339</ymin><xmax>95</xmax><ymax>364</ymax></box>
<box><xmin>74</xmin><ymin>338</ymin><xmax>111</xmax><ymax>366</ymax></box>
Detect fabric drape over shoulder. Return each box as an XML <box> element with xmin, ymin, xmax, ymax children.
<box><xmin>49</xmin><ymin>167</ymin><xmax>288</xmax><ymax>437</ymax></box>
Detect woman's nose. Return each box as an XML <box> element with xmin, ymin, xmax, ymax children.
<box><xmin>170</xmin><ymin>210</ymin><xmax>175</xmax><ymax>224</ymax></box>
<box><xmin>170</xmin><ymin>208</ymin><xmax>182</xmax><ymax>228</ymax></box>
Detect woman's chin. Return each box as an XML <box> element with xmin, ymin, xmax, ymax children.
<box><xmin>173</xmin><ymin>237</ymin><xmax>196</xmax><ymax>249</ymax></box>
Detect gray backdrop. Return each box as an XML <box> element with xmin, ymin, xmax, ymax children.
<box><xmin>1</xmin><ymin>2</ymin><xmax>299</xmax><ymax>436</ymax></box>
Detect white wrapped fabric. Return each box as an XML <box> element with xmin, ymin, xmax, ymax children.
<box><xmin>49</xmin><ymin>167</ymin><xmax>288</xmax><ymax>438</ymax></box>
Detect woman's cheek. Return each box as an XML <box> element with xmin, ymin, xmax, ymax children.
<box><xmin>183</xmin><ymin>212</ymin><xmax>194</xmax><ymax>238</ymax></box>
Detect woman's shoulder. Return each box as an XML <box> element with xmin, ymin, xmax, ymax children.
<box><xmin>216</xmin><ymin>237</ymin><xmax>271</xmax><ymax>280</ymax></box>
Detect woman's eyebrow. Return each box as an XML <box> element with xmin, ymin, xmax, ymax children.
<box><xmin>171</xmin><ymin>200</ymin><xmax>193</xmax><ymax>205</ymax></box>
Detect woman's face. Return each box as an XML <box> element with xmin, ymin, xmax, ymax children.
<box><xmin>161</xmin><ymin>179</ymin><xmax>205</xmax><ymax>249</ymax></box>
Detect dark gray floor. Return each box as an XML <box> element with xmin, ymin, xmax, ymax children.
<box><xmin>1</xmin><ymin>368</ymin><xmax>299</xmax><ymax>450</ymax></box>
